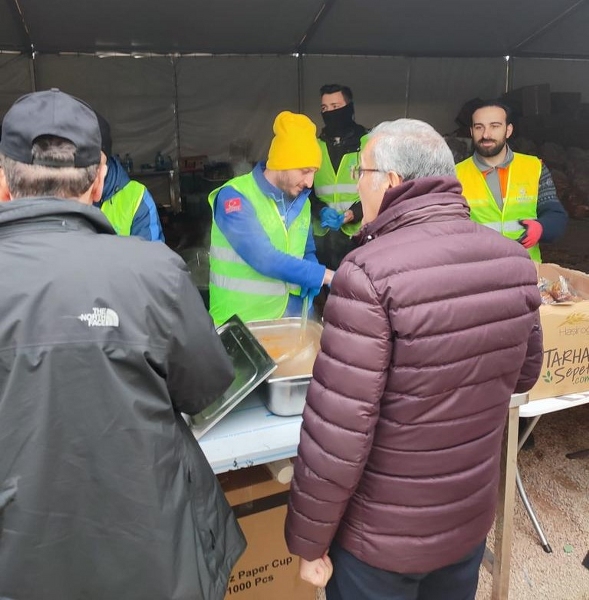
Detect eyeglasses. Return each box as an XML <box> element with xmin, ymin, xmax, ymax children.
<box><xmin>350</xmin><ymin>165</ymin><xmax>389</xmax><ymax>181</ymax></box>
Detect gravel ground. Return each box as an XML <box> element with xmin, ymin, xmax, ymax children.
<box><xmin>477</xmin><ymin>406</ymin><xmax>589</xmax><ymax>600</ymax></box>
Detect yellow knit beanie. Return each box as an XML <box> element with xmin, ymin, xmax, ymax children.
<box><xmin>267</xmin><ymin>111</ymin><xmax>322</xmax><ymax>170</ymax></box>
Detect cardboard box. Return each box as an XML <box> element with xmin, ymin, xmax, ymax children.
<box><xmin>218</xmin><ymin>466</ymin><xmax>315</xmax><ymax>600</ymax></box>
<box><xmin>550</xmin><ymin>92</ymin><xmax>582</xmax><ymax>116</ymax></box>
<box><xmin>529</xmin><ymin>263</ymin><xmax>589</xmax><ymax>400</ymax></box>
<box><xmin>517</xmin><ymin>113</ymin><xmax>589</xmax><ymax>149</ymax></box>
<box><xmin>503</xmin><ymin>84</ymin><xmax>551</xmax><ymax>117</ymax></box>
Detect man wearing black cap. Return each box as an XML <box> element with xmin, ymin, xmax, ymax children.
<box><xmin>0</xmin><ymin>89</ymin><xmax>245</xmax><ymax>600</ymax></box>
<box><xmin>94</xmin><ymin>112</ymin><xmax>165</xmax><ymax>241</ymax></box>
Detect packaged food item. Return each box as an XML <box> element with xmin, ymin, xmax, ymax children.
<box><xmin>549</xmin><ymin>275</ymin><xmax>574</xmax><ymax>302</ymax></box>
<box><xmin>537</xmin><ymin>274</ymin><xmax>582</xmax><ymax>304</ymax></box>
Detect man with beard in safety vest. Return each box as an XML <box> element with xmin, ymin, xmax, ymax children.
<box><xmin>456</xmin><ymin>99</ymin><xmax>567</xmax><ymax>263</ymax></box>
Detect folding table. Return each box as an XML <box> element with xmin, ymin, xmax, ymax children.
<box><xmin>516</xmin><ymin>389</ymin><xmax>589</xmax><ymax>552</ymax></box>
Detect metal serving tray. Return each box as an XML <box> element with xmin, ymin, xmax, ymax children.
<box><xmin>246</xmin><ymin>318</ymin><xmax>323</xmax><ymax>417</ymax></box>
<box><xmin>189</xmin><ymin>315</ymin><xmax>277</xmax><ymax>439</ymax></box>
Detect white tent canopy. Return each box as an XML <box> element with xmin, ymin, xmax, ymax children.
<box><xmin>2</xmin><ymin>0</ymin><xmax>589</xmax><ymax>169</ymax></box>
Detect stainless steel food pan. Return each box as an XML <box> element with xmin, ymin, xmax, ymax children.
<box><xmin>189</xmin><ymin>315</ymin><xmax>276</xmax><ymax>438</ymax></box>
<box><xmin>246</xmin><ymin>318</ymin><xmax>323</xmax><ymax>416</ymax></box>
<box><xmin>258</xmin><ymin>374</ymin><xmax>312</xmax><ymax>416</ymax></box>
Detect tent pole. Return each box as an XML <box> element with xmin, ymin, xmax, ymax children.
<box><xmin>404</xmin><ymin>59</ymin><xmax>412</xmax><ymax>118</ymax></box>
<box><xmin>29</xmin><ymin>51</ymin><xmax>37</xmax><ymax>92</ymax></box>
<box><xmin>171</xmin><ymin>54</ymin><xmax>182</xmax><ymax>213</ymax></box>
<box><xmin>513</xmin><ymin>0</ymin><xmax>587</xmax><ymax>52</ymax></box>
<box><xmin>296</xmin><ymin>1</ymin><xmax>336</xmax><ymax>54</ymax></box>
<box><xmin>505</xmin><ymin>55</ymin><xmax>512</xmax><ymax>94</ymax></box>
<box><xmin>297</xmin><ymin>54</ymin><xmax>304</xmax><ymax>113</ymax></box>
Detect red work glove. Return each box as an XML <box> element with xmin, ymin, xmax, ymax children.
<box><xmin>518</xmin><ymin>219</ymin><xmax>543</xmax><ymax>249</ymax></box>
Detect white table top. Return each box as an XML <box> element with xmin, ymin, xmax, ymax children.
<box><xmin>519</xmin><ymin>390</ymin><xmax>589</xmax><ymax>417</ymax></box>
<box><xmin>198</xmin><ymin>390</ymin><xmax>303</xmax><ymax>474</ymax></box>
<box><xmin>195</xmin><ymin>389</ymin><xmax>589</xmax><ymax>475</ymax></box>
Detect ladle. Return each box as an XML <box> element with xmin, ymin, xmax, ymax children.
<box><xmin>299</xmin><ymin>294</ymin><xmax>309</xmax><ymax>344</ymax></box>
<box><xmin>273</xmin><ymin>295</ymin><xmax>311</xmax><ymax>364</ymax></box>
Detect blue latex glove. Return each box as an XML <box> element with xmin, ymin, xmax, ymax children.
<box><xmin>300</xmin><ymin>286</ymin><xmax>320</xmax><ymax>309</ymax></box>
<box><xmin>319</xmin><ymin>206</ymin><xmax>337</xmax><ymax>222</ymax></box>
<box><xmin>319</xmin><ymin>206</ymin><xmax>345</xmax><ymax>231</ymax></box>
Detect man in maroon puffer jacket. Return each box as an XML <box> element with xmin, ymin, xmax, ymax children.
<box><xmin>285</xmin><ymin>119</ymin><xmax>543</xmax><ymax>600</ymax></box>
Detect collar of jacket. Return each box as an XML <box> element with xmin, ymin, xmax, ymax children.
<box><xmin>0</xmin><ymin>197</ymin><xmax>117</xmax><ymax>235</ymax></box>
<box><xmin>357</xmin><ymin>176</ymin><xmax>469</xmax><ymax>243</ymax></box>
<box><xmin>319</xmin><ymin>122</ymin><xmax>367</xmax><ymax>147</ymax></box>
<box><xmin>98</xmin><ymin>155</ymin><xmax>132</xmax><ymax>205</ymax></box>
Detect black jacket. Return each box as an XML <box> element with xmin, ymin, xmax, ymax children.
<box><xmin>0</xmin><ymin>198</ymin><xmax>245</xmax><ymax>600</ymax></box>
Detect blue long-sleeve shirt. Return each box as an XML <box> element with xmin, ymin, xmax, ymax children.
<box><xmin>95</xmin><ymin>156</ymin><xmax>165</xmax><ymax>242</ymax></box>
<box><xmin>213</xmin><ymin>162</ymin><xmax>326</xmax><ymax>317</ymax></box>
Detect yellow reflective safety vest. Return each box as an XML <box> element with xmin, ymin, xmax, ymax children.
<box><xmin>313</xmin><ymin>135</ymin><xmax>368</xmax><ymax>237</ymax></box>
<box><xmin>456</xmin><ymin>153</ymin><xmax>542</xmax><ymax>262</ymax></box>
<box><xmin>100</xmin><ymin>180</ymin><xmax>144</xmax><ymax>236</ymax></box>
<box><xmin>208</xmin><ymin>172</ymin><xmax>310</xmax><ymax>326</ymax></box>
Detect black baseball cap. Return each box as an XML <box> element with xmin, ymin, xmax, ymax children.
<box><xmin>95</xmin><ymin>111</ymin><xmax>113</xmax><ymax>157</ymax></box>
<box><xmin>0</xmin><ymin>88</ymin><xmax>101</xmax><ymax>168</ymax></box>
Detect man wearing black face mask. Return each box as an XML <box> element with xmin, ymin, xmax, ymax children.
<box><xmin>311</xmin><ymin>84</ymin><xmax>368</xmax><ymax>272</ymax></box>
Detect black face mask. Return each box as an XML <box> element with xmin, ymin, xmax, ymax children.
<box><xmin>321</xmin><ymin>102</ymin><xmax>355</xmax><ymax>136</ymax></box>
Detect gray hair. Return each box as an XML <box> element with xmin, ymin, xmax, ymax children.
<box><xmin>0</xmin><ymin>136</ymin><xmax>99</xmax><ymax>199</ymax></box>
<box><xmin>367</xmin><ymin>119</ymin><xmax>455</xmax><ymax>182</ymax></box>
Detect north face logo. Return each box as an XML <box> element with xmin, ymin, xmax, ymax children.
<box><xmin>78</xmin><ymin>307</ymin><xmax>120</xmax><ymax>327</ymax></box>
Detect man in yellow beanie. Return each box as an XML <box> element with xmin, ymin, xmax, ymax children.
<box><xmin>208</xmin><ymin>111</ymin><xmax>334</xmax><ymax>325</ymax></box>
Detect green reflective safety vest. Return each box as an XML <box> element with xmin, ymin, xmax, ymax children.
<box><xmin>456</xmin><ymin>153</ymin><xmax>542</xmax><ymax>262</ymax></box>
<box><xmin>313</xmin><ymin>135</ymin><xmax>368</xmax><ymax>237</ymax></box>
<box><xmin>100</xmin><ymin>180</ymin><xmax>144</xmax><ymax>236</ymax></box>
<box><xmin>208</xmin><ymin>172</ymin><xmax>310</xmax><ymax>326</ymax></box>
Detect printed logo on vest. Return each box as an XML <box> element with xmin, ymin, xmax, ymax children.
<box><xmin>224</xmin><ymin>198</ymin><xmax>242</xmax><ymax>214</ymax></box>
<box><xmin>78</xmin><ymin>307</ymin><xmax>120</xmax><ymax>327</ymax></box>
<box><xmin>515</xmin><ymin>187</ymin><xmax>535</xmax><ymax>203</ymax></box>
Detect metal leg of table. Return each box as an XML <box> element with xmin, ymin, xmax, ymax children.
<box><xmin>515</xmin><ymin>468</ymin><xmax>552</xmax><ymax>553</ymax></box>
<box><xmin>515</xmin><ymin>415</ymin><xmax>553</xmax><ymax>553</ymax></box>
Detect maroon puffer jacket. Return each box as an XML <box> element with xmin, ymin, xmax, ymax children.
<box><xmin>285</xmin><ymin>176</ymin><xmax>543</xmax><ymax>574</ymax></box>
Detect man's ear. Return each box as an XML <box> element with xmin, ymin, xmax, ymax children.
<box><xmin>506</xmin><ymin>123</ymin><xmax>514</xmax><ymax>139</ymax></box>
<box><xmin>0</xmin><ymin>168</ymin><xmax>12</xmax><ymax>201</ymax></box>
<box><xmin>387</xmin><ymin>171</ymin><xmax>403</xmax><ymax>189</ymax></box>
<box><xmin>89</xmin><ymin>162</ymin><xmax>107</xmax><ymax>203</ymax></box>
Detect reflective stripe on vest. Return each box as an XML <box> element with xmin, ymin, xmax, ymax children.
<box><xmin>482</xmin><ymin>220</ymin><xmax>524</xmax><ymax>233</ymax></box>
<box><xmin>313</xmin><ymin>135</ymin><xmax>367</xmax><ymax>237</ymax></box>
<box><xmin>211</xmin><ymin>245</ymin><xmax>247</xmax><ymax>265</ymax></box>
<box><xmin>208</xmin><ymin>247</ymin><xmax>296</xmax><ymax>295</ymax></box>
<box><xmin>100</xmin><ymin>180</ymin><xmax>144</xmax><ymax>236</ymax></box>
<box><xmin>207</xmin><ymin>172</ymin><xmax>309</xmax><ymax>325</ymax></box>
<box><xmin>456</xmin><ymin>153</ymin><xmax>542</xmax><ymax>262</ymax></box>
<box><xmin>315</xmin><ymin>184</ymin><xmax>359</xmax><ymax>197</ymax></box>
<box><xmin>209</xmin><ymin>272</ymin><xmax>287</xmax><ymax>296</ymax></box>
